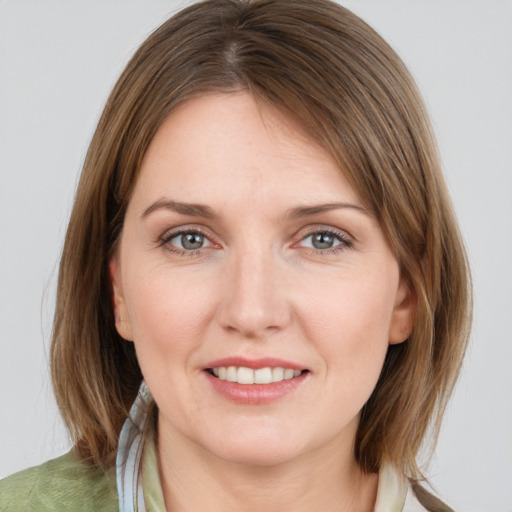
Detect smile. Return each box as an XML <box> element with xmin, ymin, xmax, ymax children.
<box><xmin>203</xmin><ymin>358</ymin><xmax>309</xmax><ymax>404</ymax></box>
<box><xmin>209</xmin><ymin>366</ymin><xmax>304</xmax><ymax>384</ymax></box>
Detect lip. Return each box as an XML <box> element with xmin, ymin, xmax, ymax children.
<box><xmin>202</xmin><ymin>357</ymin><xmax>309</xmax><ymax>405</ymax></box>
<box><xmin>204</xmin><ymin>357</ymin><xmax>306</xmax><ymax>371</ymax></box>
<box><xmin>204</xmin><ymin>370</ymin><xmax>308</xmax><ymax>405</ymax></box>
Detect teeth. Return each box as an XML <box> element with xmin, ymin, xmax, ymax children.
<box><xmin>283</xmin><ymin>368</ymin><xmax>294</xmax><ymax>380</ymax></box>
<box><xmin>226</xmin><ymin>366</ymin><xmax>237</xmax><ymax>382</ymax></box>
<box><xmin>272</xmin><ymin>367</ymin><xmax>284</xmax><ymax>381</ymax></box>
<box><xmin>211</xmin><ymin>366</ymin><xmax>304</xmax><ymax>384</ymax></box>
<box><xmin>237</xmin><ymin>367</ymin><xmax>254</xmax><ymax>384</ymax></box>
<box><xmin>254</xmin><ymin>367</ymin><xmax>272</xmax><ymax>384</ymax></box>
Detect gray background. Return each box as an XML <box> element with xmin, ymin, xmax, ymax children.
<box><xmin>1</xmin><ymin>1</ymin><xmax>511</xmax><ymax>510</ymax></box>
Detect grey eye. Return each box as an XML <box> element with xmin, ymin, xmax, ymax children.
<box><xmin>310</xmin><ymin>232</ymin><xmax>335</xmax><ymax>249</ymax></box>
<box><xmin>299</xmin><ymin>230</ymin><xmax>348</xmax><ymax>252</ymax></box>
<box><xmin>181</xmin><ymin>233</ymin><xmax>204</xmax><ymax>250</ymax></box>
<box><xmin>170</xmin><ymin>232</ymin><xmax>210</xmax><ymax>250</ymax></box>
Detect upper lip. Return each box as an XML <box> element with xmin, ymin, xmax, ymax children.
<box><xmin>204</xmin><ymin>357</ymin><xmax>306</xmax><ymax>371</ymax></box>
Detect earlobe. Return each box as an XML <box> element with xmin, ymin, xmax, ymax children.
<box><xmin>388</xmin><ymin>278</ymin><xmax>416</xmax><ymax>345</ymax></box>
<box><xmin>109</xmin><ymin>257</ymin><xmax>134</xmax><ymax>341</ymax></box>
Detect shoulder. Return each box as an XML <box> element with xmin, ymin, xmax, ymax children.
<box><xmin>0</xmin><ymin>450</ymin><xmax>118</xmax><ymax>511</ymax></box>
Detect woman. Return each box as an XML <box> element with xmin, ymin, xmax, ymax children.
<box><xmin>0</xmin><ymin>0</ymin><xmax>471</xmax><ymax>510</ymax></box>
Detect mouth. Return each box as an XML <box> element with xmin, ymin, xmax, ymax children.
<box><xmin>203</xmin><ymin>357</ymin><xmax>309</xmax><ymax>404</ymax></box>
<box><xmin>203</xmin><ymin>358</ymin><xmax>309</xmax><ymax>404</ymax></box>
<box><xmin>206</xmin><ymin>366</ymin><xmax>308</xmax><ymax>384</ymax></box>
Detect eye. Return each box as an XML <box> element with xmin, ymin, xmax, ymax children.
<box><xmin>159</xmin><ymin>228</ymin><xmax>214</xmax><ymax>256</ymax></box>
<box><xmin>170</xmin><ymin>231</ymin><xmax>211</xmax><ymax>251</ymax></box>
<box><xmin>298</xmin><ymin>229</ymin><xmax>352</xmax><ymax>253</ymax></box>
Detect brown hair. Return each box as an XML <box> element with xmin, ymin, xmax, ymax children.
<box><xmin>51</xmin><ymin>0</ymin><xmax>470</xmax><ymax>503</ymax></box>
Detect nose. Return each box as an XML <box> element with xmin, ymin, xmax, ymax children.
<box><xmin>216</xmin><ymin>246</ymin><xmax>291</xmax><ymax>339</ymax></box>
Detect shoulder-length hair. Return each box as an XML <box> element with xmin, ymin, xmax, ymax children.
<box><xmin>51</xmin><ymin>0</ymin><xmax>471</xmax><ymax>489</ymax></box>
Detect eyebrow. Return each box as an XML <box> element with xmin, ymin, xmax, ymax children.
<box><xmin>141</xmin><ymin>198</ymin><xmax>370</xmax><ymax>220</ymax></box>
<box><xmin>285</xmin><ymin>202</ymin><xmax>371</xmax><ymax>219</ymax></box>
<box><xmin>142</xmin><ymin>199</ymin><xmax>217</xmax><ymax>219</ymax></box>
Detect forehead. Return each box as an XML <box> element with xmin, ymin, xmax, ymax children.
<box><xmin>131</xmin><ymin>92</ymin><xmax>361</xmax><ymax>212</ymax></box>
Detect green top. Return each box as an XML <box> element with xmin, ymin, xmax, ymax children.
<box><xmin>0</xmin><ymin>431</ymin><xmax>167</xmax><ymax>511</ymax></box>
<box><xmin>0</xmin><ymin>450</ymin><xmax>118</xmax><ymax>511</ymax></box>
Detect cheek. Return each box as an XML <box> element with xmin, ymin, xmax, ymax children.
<box><xmin>300</xmin><ymin>270</ymin><xmax>398</xmax><ymax>378</ymax></box>
<box><xmin>124</xmin><ymin>270</ymin><xmax>218</xmax><ymax>421</ymax></box>
<box><xmin>304</xmin><ymin>272</ymin><xmax>395</xmax><ymax>336</ymax></box>
<box><xmin>124</xmin><ymin>269</ymin><xmax>216</xmax><ymax>369</ymax></box>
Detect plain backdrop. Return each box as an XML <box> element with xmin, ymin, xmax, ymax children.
<box><xmin>1</xmin><ymin>1</ymin><xmax>511</xmax><ymax>511</ymax></box>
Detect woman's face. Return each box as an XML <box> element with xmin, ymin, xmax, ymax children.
<box><xmin>111</xmin><ymin>92</ymin><xmax>413</xmax><ymax>466</ymax></box>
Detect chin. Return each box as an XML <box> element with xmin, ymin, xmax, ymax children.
<box><xmin>200</xmin><ymin>424</ymin><xmax>310</xmax><ymax>467</ymax></box>
<box><xmin>212</xmin><ymin>440</ymin><xmax>304</xmax><ymax>467</ymax></box>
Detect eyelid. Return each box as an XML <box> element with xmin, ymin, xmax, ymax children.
<box><xmin>294</xmin><ymin>224</ymin><xmax>353</xmax><ymax>243</ymax></box>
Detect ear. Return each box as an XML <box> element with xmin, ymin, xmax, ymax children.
<box><xmin>388</xmin><ymin>277</ymin><xmax>416</xmax><ymax>345</ymax></box>
<box><xmin>109</xmin><ymin>257</ymin><xmax>134</xmax><ymax>341</ymax></box>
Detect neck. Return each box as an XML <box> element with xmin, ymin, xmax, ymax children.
<box><xmin>156</xmin><ymin>420</ymin><xmax>378</xmax><ymax>512</ymax></box>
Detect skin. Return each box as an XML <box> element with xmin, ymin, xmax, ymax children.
<box><xmin>110</xmin><ymin>92</ymin><xmax>413</xmax><ymax>511</ymax></box>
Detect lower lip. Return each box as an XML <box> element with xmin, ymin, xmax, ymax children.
<box><xmin>204</xmin><ymin>371</ymin><xmax>308</xmax><ymax>404</ymax></box>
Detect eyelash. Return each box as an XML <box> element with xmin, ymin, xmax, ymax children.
<box><xmin>158</xmin><ymin>227</ymin><xmax>212</xmax><ymax>258</ymax></box>
<box><xmin>301</xmin><ymin>229</ymin><xmax>353</xmax><ymax>255</ymax></box>
<box><xmin>157</xmin><ymin>227</ymin><xmax>353</xmax><ymax>258</ymax></box>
